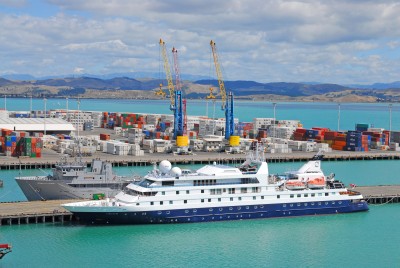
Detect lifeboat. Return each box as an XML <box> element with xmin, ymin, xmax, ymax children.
<box><xmin>307</xmin><ymin>178</ymin><xmax>325</xmax><ymax>189</ymax></box>
<box><xmin>285</xmin><ymin>180</ymin><xmax>306</xmax><ymax>190</ymax></box>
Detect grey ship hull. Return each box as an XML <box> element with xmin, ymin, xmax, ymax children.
<box><xmin>16</xmin><ymin>177</ymin><xmax>129</xmax><ymax>201</ymax></box>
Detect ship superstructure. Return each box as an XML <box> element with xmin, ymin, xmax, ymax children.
<box><xmin>16</xmin><ymin>158</ymin><xmax>137</xmax><ymax>201</ymax></box>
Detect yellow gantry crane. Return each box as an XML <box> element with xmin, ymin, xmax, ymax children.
<box><xmin>210</xmin><ymin>40</ymin><xmax>234</xmax><ymax>139</ymax></box>
<box><xmin>159</xmin><ymin>38</ymin><xmax>175</xmax><ymax>109</ymax></box>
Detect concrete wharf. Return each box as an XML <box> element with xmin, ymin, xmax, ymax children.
<box><xmin>0</xmin><ymin>200</ymin><xmax>76</xmax><ymax>226</ymax></box>
<box><xmin>356</xmin><ymin>185</ymin><xmax>400</xmax><ymax>204</ymax></box>
<box><xmin>1</xmin><ymin>185</ymin><xmax>400</xmax><ymax>225</ymax></box>
<box><xmin>1</xmin><ymin>150</ymin><xmax>400</xmax><ymax>170</ymax></box>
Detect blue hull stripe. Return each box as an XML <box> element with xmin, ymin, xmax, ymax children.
<box><xmin>73</xmin><ymin>200</ymin><xmax>369</xmax><ymax>225</ymax></box>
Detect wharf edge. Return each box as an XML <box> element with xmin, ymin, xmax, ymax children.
<box><xmin>1</xmin><ymin>185</ymin><xmax>400</xmax><ymax>225</ymax></box>
<box><xmin>1</xmin><ymin>151</ymin><xmax>400</xmax><ymax>170</ymax></box>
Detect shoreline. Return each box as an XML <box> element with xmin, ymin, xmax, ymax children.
<box><xmin>3</xmin><ymin>150</ymin><xmax>400</xmax><ymax>170</ymax></box>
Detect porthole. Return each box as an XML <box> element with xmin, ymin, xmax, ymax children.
<box><xmin>209</xmin><ymin>208</ymin><xmax>213</xmax><ymax>212</ymax></box>
<box><xmin>185</xmin><ymin>210</ymin><xmax>189</xmax><ymax>213</ymax></box>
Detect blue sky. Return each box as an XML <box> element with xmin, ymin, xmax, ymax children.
<box><xmin>0</xmin><ymin>0</ymin><xmax>400</xmax><ymax>84</ymax></box>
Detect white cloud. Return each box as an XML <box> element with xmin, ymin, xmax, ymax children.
<box><xmin>0</xmin><ymin>0</ymin><xmax>399</xmax><ymax>84</ymax></box>
<box><xmin>73</xmin><ymin>67</ymin><xmax>85</xmax><ymax>74</ymax></box>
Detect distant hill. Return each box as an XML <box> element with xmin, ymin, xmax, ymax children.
<box><xmin>1</xmin><ymin>74</ymin><xmax>36</xmax><ymax>81</ymax></box>
<box><xmin>196</xmin><ymin>80</ymin><xmax>349</xmax><ymax>97</ymax></box>
<box><xmin>0</xmin><ymin>77</ymin><xmax>22</xmax><ymax>86</ymax></box>
<box><xmin>1</xmin><ymin>74</ymin><xmax>400</xmax><ymax>102</ymax></box>
<box><xmin>347</xmin><ymin>81</ymin><xmax>400</xmax><ymax>90</ymax></box>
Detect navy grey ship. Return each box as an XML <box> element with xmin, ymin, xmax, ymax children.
<box><xmin>16</xmin><ymin>158</ymin><xmax>138</xmax><ymax>201</ymax></box>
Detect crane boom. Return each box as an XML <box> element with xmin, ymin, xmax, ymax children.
<box><xmin>210</xmin><ymin>40</ymin><xmax>227</xmax><ymax>109</ymax></box>
<box><xmin>159</xmin><ymin>38</ymin><xmax>175</xmax><ymax>108</ymax></box>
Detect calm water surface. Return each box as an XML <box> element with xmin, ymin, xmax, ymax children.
<box><xmin>1</xmin><ymin>99</ymin><xmax>400</xmax><ymax>267</ymax></box>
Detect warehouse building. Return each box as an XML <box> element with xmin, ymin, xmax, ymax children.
<box><xmin>0</xmin><ymin>118</ymin><xmax>75</xmax><ymax>135</ymax></box>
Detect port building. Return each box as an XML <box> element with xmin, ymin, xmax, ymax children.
<box><xmin>0</xmin><ymin>118</ymin><xmax>75</xmax><ymax>135</ymax></box>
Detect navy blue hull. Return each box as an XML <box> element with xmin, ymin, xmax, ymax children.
<box><xmin>73</xmin><ymin>200</ymin><xmax>369</xmax><ymax>225</ymax></box>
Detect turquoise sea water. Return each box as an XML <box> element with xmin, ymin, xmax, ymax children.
<box><xmin>1</xmin><ymin>204</ymin><xmax>399</xmax><ymax>268</ymax></box>
<box><xmin>1</xmin><ymin>99</ymin><xmax>400</xmax><ymax>267</ymax></box>
<box><xmin>3</xmin><ymin>98</ymin><xmax>400</xmax><ymax>130</ymax></box>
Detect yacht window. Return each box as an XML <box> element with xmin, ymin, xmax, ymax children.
<box><xmin>150</xmin><ymin>202</ymin><xmax>154</xmax><ymax>205</ymax></box>
<box><xmin>162</xmin><ymin>181</ymin><xmax>174</xmax><ymax>186</ymax></box>
<box><xmin>311</xmin><ymin>193</ymin><xmax>315</xmax><ymax>197</ymax></box>
<box><xmin>241</xmin><ymin>188</ymin><xmax>247</xmax><ymax>193</ymax></box>
<box><xmin>277</xmin><ymin>195</ymin><xmax>280</xmax><ymax>199</ymax></box>
<box><xmin>208</xmin><ymin>199</ymin><xmax>211</xmax><ymax>202</ymax></box>
<box><xmin>261</xmin><ymin>196</ymin><xmax>264</xmax><ymax>200</ymax></box>
<box><xmin>297</xmin><ymin>194</ymin><xmax>301</xmax><ymax>197</ymax></box>
<box><xmin>139</xmin><ymin>179</ymin><xmax>154</xmax><ymax>187</ymax></box>
<box><xmin>162</xmin><ymin>191</ymin><xmax>165</xmax><ymax>195</ymax></box>
<box><xmin>230</xmin><ymin>197</ymin><xmax>233</xmax><ymax>201</ymax></box>
<box><xmin>325</xmin><ymin>193</ymin><xmax>329</xmax><ymax>196</ymax></box>
<box><xmin>201</xmin><ymin>199</ymin><xmax>204</xmax><ymax>203</ymax></box>
<box><xmin>184</xmin><ymin>200</ymin><xmax>187</xmax><ymax>204</ymax></box>
<box><xmin>169</xmin><ymin>201</ymin><xmax>173</xmax><ymax>204</ymax></box>
<box><xmin>238</xmin><ymin>197</ymin><xmax>242</xmax><ymax>201</ymax></box>
<box><xmin>218</xmin><ymin>198</ymin><xmax>221</xmax><ymax>202</ymax></box>
<box><xmin>201</xmin><ymin>190</ymin><xmax>204</xmax><ymax>194</ymax></box>
<box><xmin>176</xmin><ymin>191</ymin><xmax>180</xmax><ymax>195</ymax></box>
<box><xmin>304</xmin><ymin>194</ymin><xmax>308</xmax><ymax>197</ymax></box>
<box><xmin>186</xmin><ymin>190</ymin><xmax>190</xmax><ymax>194</ymax></box>
<box><xmin>290</xmin><ymin>194</ymin><xmax>294</xmax><ymax>198</ymax></box>
<box><xmin>253</xmin><ymin>196</ymin><xmax>256</xmax><ymax>200</ymax></box>
<box><xmin>160</xmin><ymin>201</ymin><xmax>163</xmax><ymax>205</ymax></box>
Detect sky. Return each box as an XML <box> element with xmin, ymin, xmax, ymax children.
<box><xmin>0</xmin><ymin>0</ymin><xmax>400</xmax><ymax>84</ymax></box>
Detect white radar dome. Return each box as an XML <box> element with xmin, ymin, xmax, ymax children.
<box><xmin>159</xmin><ymin>160</ymin><xmax>172</xmax><ymax>174</ymax></box>
<box><xmin>170</xmin><ymin>167</ymin><xmax>182</xmax><ymax>177</ymax></box>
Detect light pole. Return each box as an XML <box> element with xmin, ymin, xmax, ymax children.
<box><xmin>66</xmin><ymin>97</ymin><xmax>69</xmax><ymax>122</ymax></box>
<box><xmin>77</xmin><ymin>97</ymin><xmax>80</xmax><ymax>138</ymax></box>
<box><xmin>30</xmin><ymin>90</ymin><xmax>33</xmax><ymax>117</ymax></box>
<box><xmin>272</xmin><ymin>102</ymin><xmax>277</xmax><ymax>138</ymax></box>
<box><xmin>44</xmin><ymin>97</ymin><xmax>47</xmax><ymax>136</ymax></box>
<box><xmin>337</xmin><ymin>103</ymin><xmax>341</xmax><ymax>131</ymax></box>
<box><xmin>389</xmin><ymin>103</ymin><xmax>393</xmax><ymax>144</ymax></box>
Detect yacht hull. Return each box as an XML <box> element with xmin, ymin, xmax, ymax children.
<box><xmin>69</xmin><ymin>200</ymin><xmax>369</xmax><ymax>225</ymax></box>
